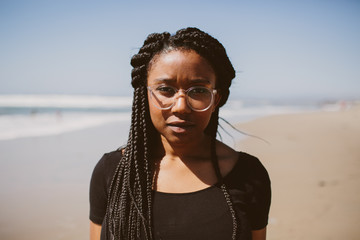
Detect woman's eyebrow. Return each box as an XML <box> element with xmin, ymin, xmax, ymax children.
<box><xmin>153</xmin><ymin>78</ymin><xmax>211</xmax><ymax>84</ymax></box>
<box><xmin>189</xmin><ymin>79</ymin><xmax>211</xmax><ymax>84</ymax></box>
<box><xmin>154</xmin><ymin>78</ymin><xmax>176</xmax><ymax>83</ymax></box>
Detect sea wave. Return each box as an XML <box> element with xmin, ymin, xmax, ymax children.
<box><xmin>0</xmin><ymin>94</ymin><xmax>134</xmax><ymax>140</ymax></box>
<box><xmin>0</xmin><ymin>112</ymin><xmax>131</xmax><ymax>141</ymax></box>
<box><xmin>0</xmin><ymin>94</ymin><xmax>133</xmax><ymax>108</ymax></box>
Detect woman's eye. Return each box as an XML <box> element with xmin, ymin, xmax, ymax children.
<box><xmin>191</xmin><ymin>87</ymin><xmax>208</xmax><ymax>94</ymax></box>
<box><xmin>156</xmin><ymin>86</ymin><xmax>176</xmax><ymax>96</ymax></box>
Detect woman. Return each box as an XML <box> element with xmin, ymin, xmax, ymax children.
<box><xmin>90</xmin><ymin>27</ymin><xmax>271</xmax><ymax>240</ymax></box>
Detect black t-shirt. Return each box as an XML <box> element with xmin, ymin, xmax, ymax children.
<box><xmin>89</xmin><ymin>150</ymin><xmax>271</xmax><ymax>240</ymax></box>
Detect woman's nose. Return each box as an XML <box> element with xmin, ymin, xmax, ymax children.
<box><xmin>171</xmin><ymin>91</ymin><xmax>191</xmax><ymax>114</ymax></box>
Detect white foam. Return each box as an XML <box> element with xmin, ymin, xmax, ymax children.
<box><xmin>0</xmin><ymin>112</ymin><xmax>131</xmax><ymax>141</ymax></box>
<box><xmin>0</xmin><ymin>94</ymin><xmax>133</xmax><ymax>108</ymax></box>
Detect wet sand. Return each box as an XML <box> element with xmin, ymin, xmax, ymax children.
<box><xmin>0</xmin><ymin>122</ymin><xmax>129</xmax><ymax>240</ymax></box>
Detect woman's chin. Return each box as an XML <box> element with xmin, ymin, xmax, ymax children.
<box><xmin>161</xmin><ymin>129</ymin><xmax>206</xmax><ymax>147</ymax></box>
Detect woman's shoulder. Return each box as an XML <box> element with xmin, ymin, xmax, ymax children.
<box><xmin>229</xmin><ymin>151</ymin><xmax>271</xmax><ymax>231</ymax></box>
<box><xmin>89</xmin><ymin>148</ymin><xmax>124</xmax><ymax>225</ymax></box>
<box><xmin>215</xmin><ymin>140</ymin><xmax>270</xmax><ymax>187</ymax></box>
<box><xmin>95</xmin><ymin>148</ymin><xmax>123</xmax><ymax>170</ymax></box>
<box><xmin>226</xmin><ymin>150</ymin><xmax>270</xmax><ymax>189</ymax></box>
<box><xmin>91</xmin><ymin>147</ymin><xmax>124</xmax><ymax>187</ymax></box>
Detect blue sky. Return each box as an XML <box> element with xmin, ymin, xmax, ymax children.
<box><xmin>1</xmin><ymin>0</ymin><xmax>359</xmax><ymax>101</ymax></box>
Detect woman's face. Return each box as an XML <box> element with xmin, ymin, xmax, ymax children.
<box><xmin>147</xmin><ymin>50</ymin><xmax>220</xmax><ymax>146</ymax></box>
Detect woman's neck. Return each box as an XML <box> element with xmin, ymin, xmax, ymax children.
<box><xmin>158</xmin><ymin>134</ymin><xmax>212</xmax><ymax>160</ymax></box>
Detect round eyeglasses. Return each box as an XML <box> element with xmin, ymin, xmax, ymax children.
<box><xmin>147</xmin><ymin>85</ymin><xmax>217</xmax><ymax>112</ymax></box>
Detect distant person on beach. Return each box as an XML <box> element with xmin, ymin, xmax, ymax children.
<box><xmin>89</xmin><ymin>27</ymin><xmax>271</xmax><ymax>240</ymax></box>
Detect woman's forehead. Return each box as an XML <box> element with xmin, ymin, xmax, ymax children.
<box><xmin>147</xmin><ymin>50</ymin><xmax>216</xmax><ymax>86</ymax></box>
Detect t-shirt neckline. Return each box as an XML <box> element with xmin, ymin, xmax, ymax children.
<box><xmin>152</xmin><ymin>152</ymin><xmax>243</xmax><ymax>195</ymax></box>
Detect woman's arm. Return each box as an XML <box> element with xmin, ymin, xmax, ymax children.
<box><xmin>90</xmin><ymin>221</ymin><xmax>102</xmax><ymax>240</ymax></box>
<box><xmin>252</xmin><ymin>227</ymin><xmax>267</xmax><ymax>240</ymax></box>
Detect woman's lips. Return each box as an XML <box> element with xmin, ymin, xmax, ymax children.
<box><xmin>167</xmin><ymin>121</ymin><xmax>195</xmax><ymax>133</ymax></box>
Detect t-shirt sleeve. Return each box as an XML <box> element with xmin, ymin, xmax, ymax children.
<box><xmin>89</xmin><ymin>154</ymin><xmax>109</xmax><ymax>224</ymax></box>
<box><xmin>89</xmin><ymin>151</ymin><xmax>122</xmax><ymax>225</ymax></box>
<box><xmin>225</xmin><ymin>152</ymin><xmax>271</xmax><ymax>231</ymax></box>
<box><xmin>246</xmin><ymin>156</ymin><xmax>271</xmax><ymax>230</ymax></box>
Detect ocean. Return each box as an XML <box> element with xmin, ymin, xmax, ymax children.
<box><xmin>0</xmin><ymin>94</ymin><xmax>320</xmax><ymax>141</ymax></box>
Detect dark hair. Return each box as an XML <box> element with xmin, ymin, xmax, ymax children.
<box><xmin>104</xmin><ymin>27</ymin><xmax>238</xmax><ymax>240</ymax></box>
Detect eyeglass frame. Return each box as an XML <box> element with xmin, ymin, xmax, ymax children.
<box><xmin>147</xmin><ymin>85</ymin><xmax>218</xmax><ymax>112</ymax></box>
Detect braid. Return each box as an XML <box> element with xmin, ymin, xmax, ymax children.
<box><xmin>131</xmin><ymin>32</ymin><xmax>170</xmax><ymax>88</ymax></box>
<box><xmin>105</xmin><ymin>31</ymin><xmax>169</xmax><ymax>240</ymax></box>
<box><xmin>105</xmin><ymin>27</ymin><xmax>238</xmax><ymax>240</ymax></box>
<box><xmin>208</xmin><ymin>109</ymin><xmax>240</xmax><ymax>240</ymax></box>
<box><xmin>105</xmin><ymin>86</ymin><xmax>154</xmax><ymax>240</ymax></box>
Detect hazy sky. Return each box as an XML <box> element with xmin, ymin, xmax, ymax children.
<box><xmin>1</xmin><ymin>0</ymin><xmax>359</xmax><ymax>101</ymax></box>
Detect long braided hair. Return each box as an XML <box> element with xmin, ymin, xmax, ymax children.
<box><xmin>104</xmin><ymin>27</ymin><xmax>237</xmax><ymax>240</ymax></box>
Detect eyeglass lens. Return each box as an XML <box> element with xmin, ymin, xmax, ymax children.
<box><xmin>150</xmin><ymin>86</ymin><xmax>213</xmax><ymax>111</ymax></box>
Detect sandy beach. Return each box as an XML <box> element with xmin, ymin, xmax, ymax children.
<box><xmin>0</xmin><ymin>104</ymin><xmax>359</xmax><ymax>240</ymax></box>
<box><xmin>0</xmin><ymin>122</ymin><xmax>129</xmax><ymax>240</ymax></box>
<box><xmin>236</xmin><ymin>104</ymin><xmax>360</xmax><ymax>240</ymax></box>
